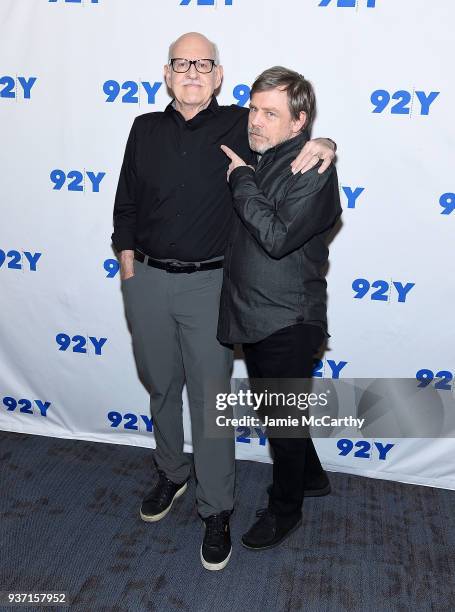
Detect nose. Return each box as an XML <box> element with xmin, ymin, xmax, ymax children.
<box><xmin>187</xmin><ymin>62</ymin><xmax>199</xmax><ymax>78</ymax></box>
<box><xmin>250</xmin><ymin>111</ymin><xmax>263</xmax><ymax>129</ymax></box>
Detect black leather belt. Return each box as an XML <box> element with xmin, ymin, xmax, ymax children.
<box><xmin>134</xmin><ymin>250</ymin><xmax>224</xmax><ymax>274</ymax></box>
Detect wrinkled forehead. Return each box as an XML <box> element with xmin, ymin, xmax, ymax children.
<box><xmin>251</xmin><ymin>87</ymin><xmax>290</xmax><ymax>109</ymax></box>
<box><xmin>171</xmin><ymin>36</ymin><xmax>215</xmax><ymax>60</ymax></box>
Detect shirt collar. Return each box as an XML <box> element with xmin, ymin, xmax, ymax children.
<box><xmin>260</xmin><ymin>129</ymin><xmax>310</xmax><ymax>162</ymax></box>
<box><xmin>165</xmin><ymin>95</ymin><xmax>220</xmax><ymax>117</ymax></box>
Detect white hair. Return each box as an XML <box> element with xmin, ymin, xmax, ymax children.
<box><xmin>168</xmin><ymin>34</ymin><xmax>220</xmax><ymax>64</ymax></box>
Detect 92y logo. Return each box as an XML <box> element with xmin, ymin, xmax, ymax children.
<box><xmin>0</xmin><ymin>250</ymin><xmax>41</xmax><ymax>272</ymax></box>
<box><xmin>108</xmin><ymin>411</ymin><xmax>153</xmax><ymax>432</ymax></box>
<box><xmin>233</xmin><ymin>84</ymin><xmax>250</xmax><ymax>107</ymax></box>
<box><xmin>2</xmin><ymin>396</ymin><xmax>51</xmax><ymax>417</ymax></box>
<box><xmin>337</xmin><ymin>439</ymin><xmax>394</xmax><ymax>460</ymax></box>
<box><xmin>103</xmin><ymin>80</ymin><xmax>162</xmax><ymax>104</ymax></box>
<box><xmin>56</xmin><ymin>334</ymin><xmax>107</xmax><ymax>356</ymax></box>
<box><xmin>440</xmin><ymin>193</ymin><xmax>455</xmax><ymax>215</ymax></box>
<box><xmin>50</xmin><ymin>170</ymin><xmax>105</xmax><ymax>192</ymax></box>
<box><xmin>342</xmin><ymin>187</ymin><xmax>364</xmax><ymax>209</ymax></box>
<box><xmin>313</xmin><ymin>359</ymin><xmax>348</xmax><ymax>379</ymax></box>
<box><xmin>0</xmin><ymin>77</ymin><xmax>37</xmax><ymax>100</ymax></box>
<box><xmin>416</xmin><ymin>369</ymin><xmax>454</xmax><ymax>391</ymax></box>
<box><xmin>352</xmin><ymin>279</ymin><xmax>414</xmax><ymax>303</ymax></box>
<box><xmin>371</xmin><ymin>90</ymin><xmax>439</xmax><ymax>116</ymax></box>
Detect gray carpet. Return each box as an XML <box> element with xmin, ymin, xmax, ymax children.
<box><xmin>1</xmin><ymin>430</ymin><xmax>454</xmax><ymax>612</ymax></box>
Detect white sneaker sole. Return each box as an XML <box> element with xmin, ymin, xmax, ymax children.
<box><xmin>200</xmin><ymin>545</ymin><xmax>232</xmax><ymax>571</ymax></box>
<box><xmin>140</xmin><ymin>481</ymin><xmax>188</xmax><ymax>522</ymax></box>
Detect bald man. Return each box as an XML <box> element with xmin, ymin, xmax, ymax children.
<box><xmin>112</xmin><ymin>32</ymin><xmax>336</xmax><ymax>571</ymax></box>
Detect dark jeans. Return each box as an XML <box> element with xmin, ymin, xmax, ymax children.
<box><xmin>243</xmin><ymin>323</ymin><xmax>326</xmax><ymax>519</ymax></box>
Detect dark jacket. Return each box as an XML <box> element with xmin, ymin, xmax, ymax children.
<box><xmin>217</xmin><ymin>130</ymin><xmax>342</xmax><ymax>345</ymax></box>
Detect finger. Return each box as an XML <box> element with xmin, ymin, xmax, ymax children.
<box><xmin>290</xmin><ymin>142</ymin><xmax>314</xmax><ymax>170</ymax></box>
<box><xmin>220</xmin><ymin>144</ymin><xmax>238</xmax><ymax>161</ymax></box>
<box><xmin>290</xmin><ymin>149</ymin><xmax>314</xmax><ymax>173</ymax></box>
<box><xmin>317</xmin><ymin>157</ymin><xmax>332</xmax><ymax>174</ymax></box>
<box><xmin>291</xmin><ymin>153</ymin><xmax>316</xmax><ymax>175</ymax></box>
<box><xmin>298</xmin><ymin>156</ymin><xmax>320</xmax><ymax>175</ymax></box>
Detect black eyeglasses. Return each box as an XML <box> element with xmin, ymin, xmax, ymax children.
<box><xmin>170</xmin><ymin>58</ymin><xmax>216</xmax><ymax>74</ymax></box>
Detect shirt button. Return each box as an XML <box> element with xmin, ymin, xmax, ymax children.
<box><xmin>180</xmin><ymin>183</ymin><xmax>185</xmax><ymax>188</ymax></box>
<box><xmin>176</xmin><ymin>212</ymin><xmax>181</xmax><ymax>217</ymax></box>
<box><xmin>182</xmin><ymin>151</ymin><xmax>187</xmax><ymax>156</ymax></box>
<box><xmin>170</xmin><ymin>243</ymin><xmax>176</xmax><ymax>247</ymax></box>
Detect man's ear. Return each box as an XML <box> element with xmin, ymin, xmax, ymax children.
<box><xmin>292</xmin><ymin>110</ymin><xmax>307</xmax><ymax>134</ymax></box>
<box><xmin>164</xmin><ymin>64</ymin><xmax>172</xmax><ymax>89</ymax></box>
<box><xmin>215</xmin><ymin>64</ymin><xmax>224</xmax><ymax>90</ymax></box>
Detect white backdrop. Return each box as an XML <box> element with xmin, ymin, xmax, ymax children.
<box><xmin>1</xmin><ymin>0</ymin><xmax>454</xmax><ymax>491</ymax></box>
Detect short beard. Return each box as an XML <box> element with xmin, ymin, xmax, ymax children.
<box><xmin>248</xmin><ymin>138</ymin><xmax>268</xmax><ymax>154</ymax></box>
<box><xmin>248</xmin><ymin>129</ymin><xmax>294</xmax><ymax>154</ymax></box>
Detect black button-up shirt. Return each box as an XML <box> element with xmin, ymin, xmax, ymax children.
<box><xmin>112</xmin><ymin>97</ymin><xmax>252</xmax><ymax>261</ymax></box>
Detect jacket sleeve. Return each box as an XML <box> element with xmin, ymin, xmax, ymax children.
<box><xmin>229</xmin><ymin>164</ymin><xmax>342</xmax><ymax>259</ymax></box>
<box><xmin>111</xmin><ymin>118</ymin><xmax>138</xmax><ymax>252</ymax></box>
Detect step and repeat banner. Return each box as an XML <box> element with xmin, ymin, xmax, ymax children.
<box><xmin>1</xmin><ymin>0</ymin><xmax>454</xmax><ymax>490</ymax></box>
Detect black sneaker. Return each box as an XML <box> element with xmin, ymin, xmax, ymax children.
<box><xmin>200</xmin><ymin>511</ymin><xmax>232</xmax><ymax>571</ymax></box>
<box><xmin>140</xmin><ymin>470</ymin><xmax>188</xmax><ymax>522</ymax></box>
<box><xmin>241</xmin><ymin>508</ymin><xmax>302</xmax><ymax>550</ymax></box>
<box><xmin>303</xmin><ymin>471</ymin><xmax>331</xmax><ymax>497</ymax></box>
<box><xmin>266</xmin><ymin>472</ymin><xmax>331</xmax><ymax>498</ymax></box>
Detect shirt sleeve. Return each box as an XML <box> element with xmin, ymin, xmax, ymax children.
<box><xmin>111</xmin><ymin>118</ymin><xmax>138</xmax><ymax>252</ymax></box>
<box><xmin>229</xmin><ymin>164</ymin><xmax>342</xmax><ymax>259</ymax></box>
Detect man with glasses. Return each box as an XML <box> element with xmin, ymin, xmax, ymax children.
<box><xmin>112</xmin><ymin>32</ymin><xmax>336</xmax><ymax>571</ymax></box>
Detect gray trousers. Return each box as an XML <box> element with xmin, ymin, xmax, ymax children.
<box><xmin>122</xmin><ymin>258</ymin><xmax>234</xmax><ymax>518</ymax></box>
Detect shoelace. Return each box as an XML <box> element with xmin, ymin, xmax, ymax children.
<box><xmin>154</xmin><ymin>472</ymin><xmax>179</xmax><ymax>505</ymax></box>
<box><xmin>204</xmin><ymin>514</ymin><xmax>229</xmax><ymax>546</ymax></box>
